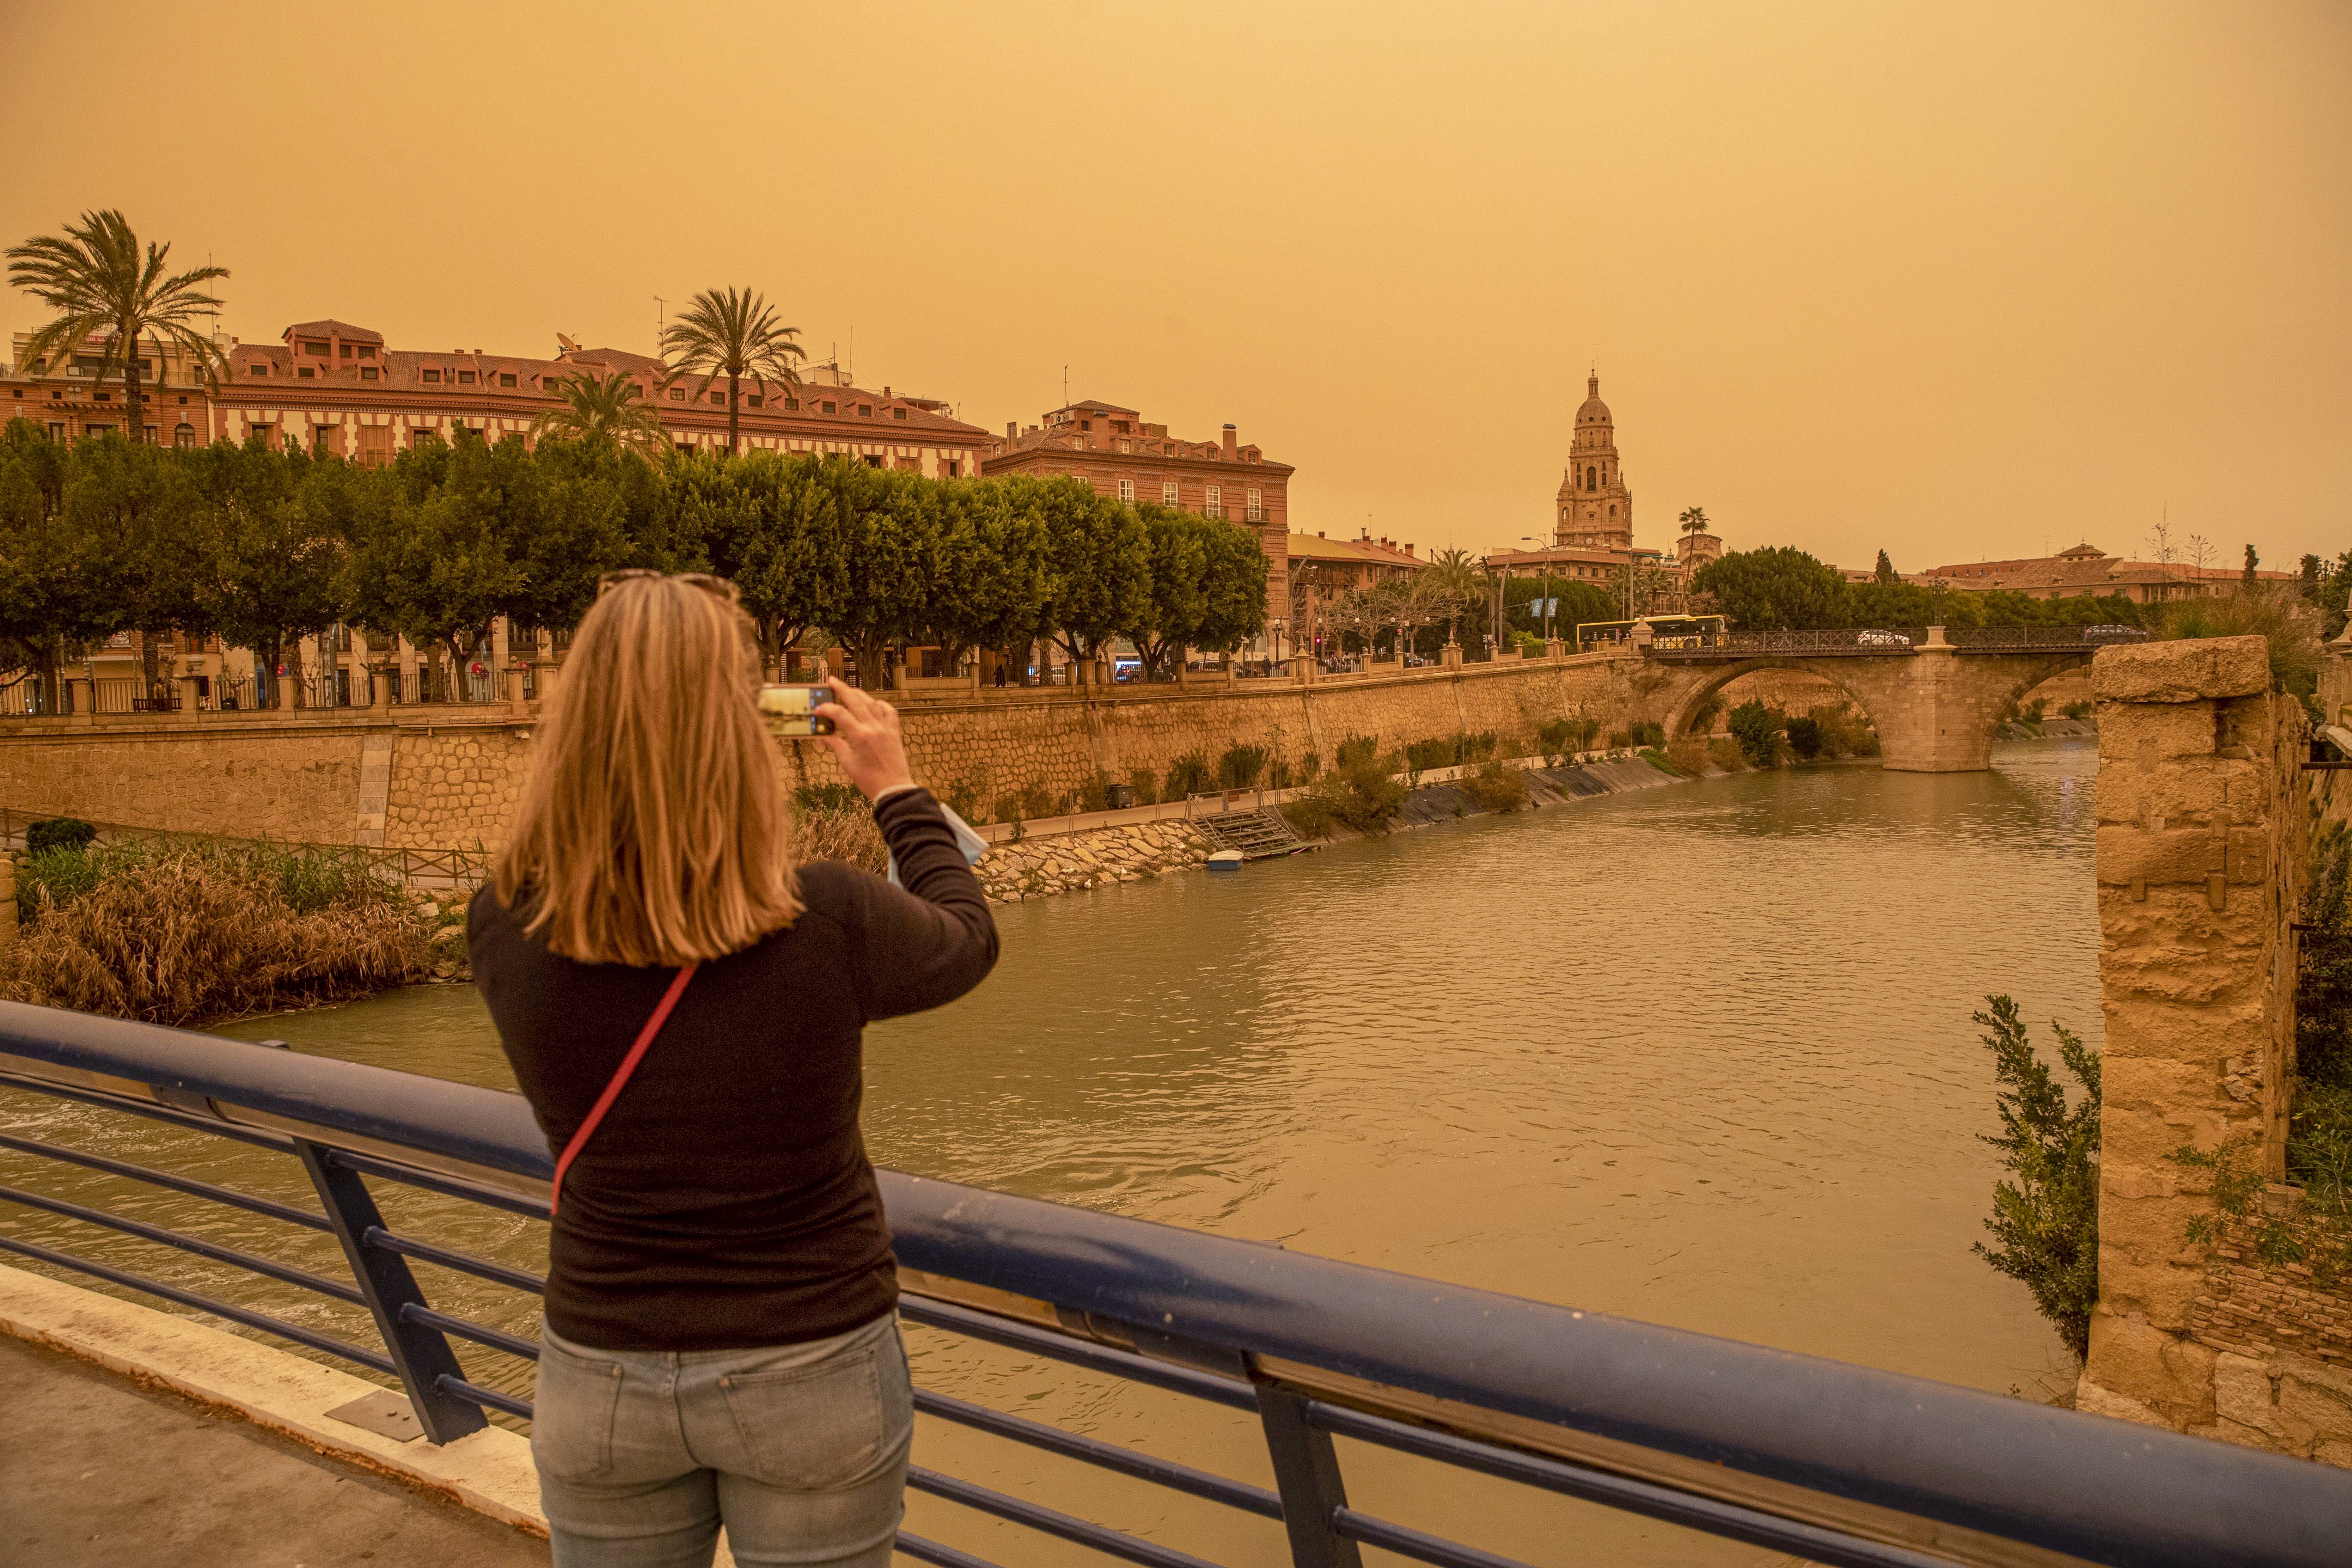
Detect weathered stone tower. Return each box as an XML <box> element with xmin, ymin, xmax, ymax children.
<box><xmin>1553</xmin><ymin>373</ymin><xmax>1634</xmax><ymax>551</ymax></box>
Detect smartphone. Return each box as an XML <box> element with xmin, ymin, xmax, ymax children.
<box><xmin>756</xmin><ymin>684</ymin><xmax>836</xmax><ymax>737</ymax></box>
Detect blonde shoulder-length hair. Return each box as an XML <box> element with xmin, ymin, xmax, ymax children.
<box><xmin>496</xmin><ymin>575</ymin><xmax>801</xmax><ymax>966</ymax></box>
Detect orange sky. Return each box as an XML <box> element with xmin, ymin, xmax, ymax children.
<box><xmin>4</xmin><ymin>2</ymin><xmax>2346</xmax><ymax>573</ymax></box>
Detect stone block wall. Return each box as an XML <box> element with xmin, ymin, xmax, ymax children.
<box><xmin>0</xmin><ymin>656</ymin><xmax>1643</xmax><ymax>855</ymax></box>
<box><xmin>2076</xmin><ymin>633</ymin><xmax>2345</xmax><ymax>1463</ymax></box>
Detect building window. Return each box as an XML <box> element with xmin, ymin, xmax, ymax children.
<box><xmin>783</xmin><ymin>398</ymin><xmax>799</xmax><ymax>410</ymax></box>
<box><xmin>893</xmin><ymin>407</ymin><xmax>906</xmax><ymax>420</ymax></box>
<box><xmin>173</xmin><ymin>423</ymin><xmax>194</xmax><ymax>448</ymax></box>
<box><xmin>423</xmin><ymin>369</ymin><xmax>441</xmax><ymax>383</ymax></box>
<box><xmin>360</xmin><ymin>367</ymin><xmax>379</xmax><ymax>381</ymax></box>
<box><xmin>47</xmin><ymin>422</ymin><xmax>65</xmax><ymax>440</ymax></box>
<box><xmin>499</xmin><ymin>373</ymin><xmax>517</xmax><ymax>388</ymax></box>
<box><xmin>669</xmin><ymin>388</ymin><xmax>686</xmax><ymax>401</ymax></box>
<box><xmin>822</xmin><ymin>401</ymin><xmax>836</xmax><ymax>414</ymax></box>
<box><xmin>302</xmin><ymin>340</ymin><xmax>328</xmax><ymax>356</ymax></box>
<box><xmin>1246</xmin><ymin>487</ymin><xmax>1263</xmax><ymax>521</ymax></box>
<box><xmin>358</xmin><ymin>346</ymin><xmax>376</xmax><ymax>359</ymax></box>
<box><xmin>339</xmin><ymin>344</ymin><xmax>353</xmax><ymax>358</ymax></box>
<box><xmin>945</xmin><ymin>459</ymin><xmax>960</xmax><ymax>478</ymax></box>
<box><xmin>313</xmin><ymin>426</ymin><xmax>335</xmax><ymax>454</ymax></box>
<box><xmin>863</xmin><ymin>454</ymin><xmax>882</xmax><ymax>468</ymax></box>
<box><xmin>710</xmin><ymin>391</ymin><xmax>725</xmax><ymax>404</ymax></box>
<box><xmin>747</xmin><ymin>395</ymin><xmax>763</xmax><ymax>407</ymax></box>
<box><xmin>1161</xmin><ymin>481</ymin><xmax>1179</xmax><ymax>506</ymax></box>
<box><xmin>1118</xmin><ymin>478</ymin><xmax>1136</xmax><ymax>502</ymax></box>
<box><xmin>858</xmin><ymin>404</ymin><xmax>872</xmax><ymax>417</ymax></box>
<box><xmin>1115</xmin><ymin>439</ymin><xmax>1130</xmax><ymax>453</ymax></box>
<box><xmin>1205</xmin><ymin>485</ymin><xmax>1222</xmax><ymax>519</ymax></box>
<box><xmin>458</xmin><ymin>371</ymin><xmax>477</xmax><ymax>385</ymax></box>
<box><xmin>84</xmin><ymin>423</ymin><xmax>115</xmax><ymax>436</ymax></box>
<box><xmin>297</xmin><ymin>367</ymin><xmax>315</xmax><ymax>379</ymax></box>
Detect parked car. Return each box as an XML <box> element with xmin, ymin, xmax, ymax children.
<box><xmin>1855</xmin><ymin>629</ymin><xmax>1913</xmax><ymax>649</ymax></box>
<box><xmin>2082</xmin><ymin>624</ymin><xmax>2149</xmax><ymax>643</ymax></box>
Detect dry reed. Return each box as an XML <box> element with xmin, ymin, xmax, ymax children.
<box><xmin>0</xmin><ymin>846</ymin><xmax>431</xmax><ymax>1027</ymax></box>
<box><xmin>787</xmin><ymin>802</ymin><xmax>888</xmax><ymax>874</ymax></box>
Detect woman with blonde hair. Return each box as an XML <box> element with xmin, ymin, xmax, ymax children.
<box><xmin>470</xmin><ymin>572</ymin><xmax>995</xmax><ymax>1567</ymax></box>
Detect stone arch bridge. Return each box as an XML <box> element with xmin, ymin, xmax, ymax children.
<box><xmin>1631</xmin><ymin>626</ymin><xmax>2127</xmax><ymax>772</ymax></box>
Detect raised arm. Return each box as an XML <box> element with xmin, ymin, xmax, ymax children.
<box><xmin>815</xmin><ymin>679</ymin><xmax>998</xmax><ymax>1019</ymax></box>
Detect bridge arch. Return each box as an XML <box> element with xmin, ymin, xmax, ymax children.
<box><xmin>1659</xmin><ymin>656</ymin><xmax>1885</xmax><ymax>744</ymax></box>
<box><xmin>1643</xmin><ymin>647</ymin><xmax>2099</xmax><ymax>772</ymax></box>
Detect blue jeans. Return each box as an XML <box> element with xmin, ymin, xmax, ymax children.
<box><xmin>533</xmin><ymin>1313</ymin><xmax>912</xmax><ymax>1568</ymax></box>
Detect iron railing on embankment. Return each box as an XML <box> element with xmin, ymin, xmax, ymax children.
<box><xmin>0</xmin><ymin>807</ymin><xmax>489</xmax><ymax>891</ymax></box>
<box><xmin>1641</xmin><ymin>627</ymin><xmax>2148</xmax><ymax>661</ymax></box>
<box><xmin>0</xmin><ymin>1002</ymin><xmax>2346</xmax><ymax>1568</ymax></box>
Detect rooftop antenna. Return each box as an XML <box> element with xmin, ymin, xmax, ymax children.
<box><xmin>654</xmin><ymin>295</ymin><xmax>665</xmax><ymax>355</ymax></box>
<box><xmin>1063</xmin><ymin>364</ymin><xmax>1070</xmax><ymax>407</ymax></box>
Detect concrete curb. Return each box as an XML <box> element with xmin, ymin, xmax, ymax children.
<box><xmin>0</xmin><ymin>1262</ymin><xmax>547</xmax><ymax>1540</ymax></box>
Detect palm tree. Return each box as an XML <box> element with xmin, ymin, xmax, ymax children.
<box><xmin>531</xmin><ymin>368</ymin><xmax>672</xmax><ymax>459</ymax></box>
<box><xmin>1678</xmin><ymin>505</ymin><xmax>1711</xmax><ymax>536</ymax></box>
<box><xmin>7</xmin><ymin>209</ymin><xmax>230</xmax><ymax>443</ymax></box>
<box><xmin>657</xmin><ymin>287</ymin><xmax>805</xmax><ymax>456</ymax></box>
<box><xmin>1427</xmin><ymin>547</ymin><xmax>1485</xmax><ymax>649</ymax></box>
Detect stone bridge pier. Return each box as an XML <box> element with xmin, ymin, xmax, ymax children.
<box><xmin>1635</xmin><ymin>637</ymin><xmax>2093</xmax><ymax>772</ymax></box>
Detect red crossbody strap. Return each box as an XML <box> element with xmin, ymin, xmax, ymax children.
<box><xmin>549</xmin><ymin>963</ymin><xmax>697</xmax><ymax>1218</ymax></box>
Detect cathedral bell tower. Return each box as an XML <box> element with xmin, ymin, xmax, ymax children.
<box><xmin>1552</xmin><ymin>373</ymin><xmax>1633</xmax><ymax>551</ymax></box>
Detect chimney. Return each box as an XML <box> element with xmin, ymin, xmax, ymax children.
<box><xmin>1405</xmin><ymin>544</ymin><xmax>1415</xmax><ymax>557</ymax></box>
<box><xmin>1221</xmin><ymin>423</ymin><xmax>1237</xmax><ymax>461</ymax></box>
<box><xmin>1317</xmin><ymin>531</ymin><xmax>1326</xmax><ymax>539</ymax></box>
<box><xmin>1006</xmin><ymin>421</ymin><xmax>1018</xmax><ymax>438</ymax></box>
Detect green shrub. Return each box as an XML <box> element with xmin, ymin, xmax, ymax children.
<box><xmin>2061</xmin><ymin>699</ymin><xmax>2094</xmax><ymax>720</ymax></box>
<box><xmin>1285</xmin><ymin>749</ymin><xmax>1406</xmax><ymax>836</ymax></box>
<box><xmin>1784</xmin><ymin>716</ymin><xmax>1823</xmax><ymax>760</ymax></box>
<box><xmin>1973</xmin><ymin>995</ymin><xmax>2101</xmax><ymax>1363</ymax></box>
<box><xmin>1461</xmin><ymin>731</ymin><xmax>1498</xmax><ymax>763</ymax></box>
<box><xmin>1639</xmin><ymin>746</ymin><xmax>1685</xmax><ymax>777</ymax></box>
<box><xmin>1164</xmin><ymin>753</ymin><xmax>1213</xmax><ymax>799</ymax></box>
<box><xmin>1458</xmin><ymin>760</ymin><xmax>1527</xmax><ymax>812</ymax></box>
<box><xmin>1216</xmin><ymin>744</ymin><xmax>1269</xmax><ymax>790</ymax></box>
<box><xmin>2022</xmin><ymin>698</ymin><xmax>2047</xmax><ymax>724</ymax></box>
<box><xmin>1334</xmin><ymin>734</ymin><xmax>1380</xmax><ymax>768</ymax></box>
<box><xmin>26</xmin><ymin>818</ymin><xmax>96</xmax><ymax>856</ymax></box>
<box><xmin>1537</xmin><ymin>718</ymin><xmax>1576</xmax><ymax>765</ymax></box>
<box><xmin>1687</xmin><ymin>693</ymin><xmax>1726</xmax><ymax>735</ymax></box>
<box><xmin>1627</xmin><ymin>720</ymin><xmax>1665</xmax><ymax>750</ymax></box>
<box><xmin>1810</xmin><ymin>702</ymin><xmax>1880</xmax><ymax>758</ymax></box>
<box><xmin>991</xmin><ymin>778</ymin><xmax>1057</xmax><ymax>824</ymax></box>
<box><xmin>943</xmin><ymin>778</ymin><xmax>985</xmax><ymax>823</ymax></box>
<box><xmin>1078</xmin><ymin>769</ymin><xmax>1114</xmax><ymax>813</ymax></box>
<box><xmin>1707</xmin><ymin>736</ymin><xmax>1746</xmax><ymax>772</ymax></box>
<box><xmin>1299</xmin><ymin>752</ymin><xmax>1322</xmax><ymax>782</ymax></box>
<box><xmin>2300</xmin><ymin>822</ymin><xmax>2352</xmax><ymax>1093</ymax></box>
<box><xmin>1126</xmin><ymin>768</ymin><xmax>1159</xmax><ymax>807</ymax></box>
<box><xmin>1727</xmin><ymin>700</ymin><xmax>1782</xmax><ymax>767</ymax></box>
<box><xmin>1403</xmin><ymin>738</ymin><xmax>1454</xmax><ymax>775</ymax></box>
<box><xmin>793</xmin><ymin>783</ymin><xmax>865</xmax><ymax>814</ymax></box>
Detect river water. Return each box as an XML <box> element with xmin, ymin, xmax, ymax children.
<box><xmin>0</xmin><ymin>741</ymin><xmax>2103</xmax><ymax>1566</ymax></box>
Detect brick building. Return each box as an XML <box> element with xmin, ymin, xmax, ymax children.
<box><xmin>3</xmin><ymin>328</ymin><xmax>219</xmax><ymax>447</ymax></box>
<box><xmin>983</xmin><ymin>399</ymin><xmax>1293</xmax><ymax>621</ymax></box>
<box><xmin>201</xmin><ymin>320</ymin><xmax>988</xmax><ymax>474</ymax></box>
<box><xmin>1916</xmin><ymin>542</ymin><xmax>2298</xmax><ymax>604</ymax></box>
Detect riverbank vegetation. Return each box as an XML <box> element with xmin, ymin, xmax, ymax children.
<box><xmin>1973</xmin><ymin>995</ymin><xmax>2103</xmax><ymax>1363</ymax></box>
<box><xmin>2</xmin><ymin>836</ymin><xmax>434</xmax><ymax>1026</ymax></box>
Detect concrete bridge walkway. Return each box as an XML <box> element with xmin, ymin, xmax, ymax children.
<box><xmin>1</xmin><ymin>1332</ymin><xmax>548</xmax><ymax>1567</ymax></box>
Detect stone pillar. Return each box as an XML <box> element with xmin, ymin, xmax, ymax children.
<box><xmin>2080</xmin><ymin>634</ymin><xmax>2305</xmax><ymax>1432</ymax></box>
<box><xmin>1877</xmin><ymin>642</ymin><xmax>1998</xmax><ymax>772</ymax></box>
<box><xmin>0</xmin><ymin>857</ymin><xmax>15</xmax><ymax>948</ymax></box>
<box><xmin>506</xmin><ymin>665</ymin><xmax>530</xmax><ymax>714</ymax></box>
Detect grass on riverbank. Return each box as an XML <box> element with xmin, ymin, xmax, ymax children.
<box><xmin>3</xmin><ymin>840</ymin><xmax>433</xmax><ymax>1026</ymax></box>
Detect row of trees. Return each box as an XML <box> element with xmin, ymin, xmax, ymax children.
<box><xmin>0</xmin><ymin>423</ymin><xmax>1270</xmax><ymax>708</ymax></box>
<box><xmin>1692</xmin><ymin>544</ymin><xmax>2352</xmax><ymax>637</ymax></box>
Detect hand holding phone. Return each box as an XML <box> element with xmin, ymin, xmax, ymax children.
<box><xmin>812</xmin><ymin>678</ymin><xmax>917</xmax><ymax>802</ymax></box>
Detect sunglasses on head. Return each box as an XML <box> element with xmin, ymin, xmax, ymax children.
<box><xmin>596</xmin><ymin>569</ymin><xmax>741</xmax><ymax>603</ymax></box>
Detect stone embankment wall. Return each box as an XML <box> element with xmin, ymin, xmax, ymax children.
<box><xmin>2076</xmin><ymin>634</ymin><xmax>2352</xmax><ymax>1464</ymax></box>
<box><xmin>0</xmin><ymin>655</ymin><xmax>1646</xmax><ymax>854</ymax></box>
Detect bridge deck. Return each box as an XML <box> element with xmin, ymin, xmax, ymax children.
<box><xmin>0</xmin><ymin>1332</ymin><xmax>548</xmax><ymax>1567</ymax></box>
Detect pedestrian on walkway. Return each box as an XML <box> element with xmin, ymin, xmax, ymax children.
<box><xmin>471</xmin><ymin>571</ymin><xmax>997</xmax><ymax>1568</ymax></box>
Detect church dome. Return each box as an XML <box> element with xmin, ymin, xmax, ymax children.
<box><xmin>1576</xmin><ymin>372</ymin><xmax>1611</xmax><ymax>425</ymax></box>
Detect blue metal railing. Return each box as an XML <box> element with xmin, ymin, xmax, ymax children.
<box><xmin>1</xmin><ymin>999</ymin><xmax>2348</xmax><ymax>1568</ymax></box>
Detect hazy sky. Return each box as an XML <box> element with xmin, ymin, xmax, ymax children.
<box><xmin>4</xmin><ymin>2</ymin><xmax>2346</xmax><ymax>572</ymax></box>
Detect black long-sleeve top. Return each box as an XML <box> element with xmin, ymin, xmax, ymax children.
<box><xmin>469</xmin><ymin>788</ymin><xmax>996</xmax><ymax>1351</ymax></box>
